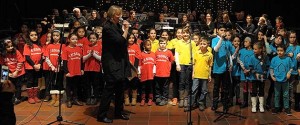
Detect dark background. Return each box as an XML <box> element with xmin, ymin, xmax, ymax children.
<box><xmin>0</xmin><ymin>0</ymin><xmax>299</xmax><ymax>38</ymax></box>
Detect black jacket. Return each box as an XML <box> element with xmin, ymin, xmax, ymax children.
<box><xmin>101</xmin><ymin>20</ymin><xmax>131</xmax><ymax>82</ymax></box>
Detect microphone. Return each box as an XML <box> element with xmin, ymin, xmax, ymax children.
<box><xmin>119</xmin><ymin>17</ymin><xmax>131</xmax><ymax>27</ymax></box>
<box><xmin>119</xmin><ymin>17</ymin><xmax>124</xmax><ymax>23</ymax></box>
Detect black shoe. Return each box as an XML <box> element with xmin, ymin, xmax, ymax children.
<box><xmin>240</xmin><ymin>102</ymin><xmax>248</xmax><ymax>108</ymax></box>
<box><xmin>67</xmin><ymin>101</ymin><xmax>72</xmax><ymax>108</ymax></box>
<box><xmin>90</xmin><ymin>98</ymin><xmax>97</xmax><ymax>105</ymax></box>
<box><xmin>20</xmin><ymin>96</ymin><xmax>27</xmax><ymax>102</ymax></box>
<box><xmin>97</xmin><ymin>116</ymin><xmax>113</xmax><ymax>123</ymax></box>
<box><xmin>272</xmin><ymin>108</ymin><xmax>280</xmax><ymax>115</ymax></box>
<box><xmin>73</xmin><ymin>99</ymin><xmax>84</xmax><ymax>106</ymax></box>
<box><xmin>115</xmin><ymin>114</ymin><xmax>129</xmax><ymax>120</ymax></box>
<box><xmin>184</xmin><ymin>107</ymin><xmax>191</xmax><ymax>112</ymax></box>
<box><xmin>199</xmin><ymin>102</ymin><xmax>205</xmax><ymax>111</ymax></box>
<box><xmin>14</xmin><ymin>98</ymin><xmax>22</xmax><ymax>105</ymax></box>
<box><xmin>211</xmin><ymin>103</ymin><xmax>218</xmax><ymax>111</ymax></box>
<box><xmin>43</xmin><ymin>96</ymin><xmax>51</xmax><ymax>102</ymax></box>
<box><xmin>223</xmin><ymin>107</ymin><xmax>228</xmax><ymax>113</ymax></box>
<box><xmin>265</xmin><ymin>104</ymin><xmax>271</xmax><ymax>111</ymax></box>
<box><xmin>228</xmin><ymin>100</ymin><xmax>233</xmax><ymax>108</ymax></box>
<box><xmin>86</xmin><ymin>98</ymin><xmax>91</xmax><ymax>105</ymax></box>
<box><xmin>285</xmin><ymin>108</ymin><xmax>292</xmax><ymax>116</ymax></box>
<box><xmin>295</xmin><ymin>108</ymin><xmax>300</xmax><ymax>112</ymax></box>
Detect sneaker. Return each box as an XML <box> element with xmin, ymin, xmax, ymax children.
<box><xmin>148</xmin><ymin>99</ymin><xmax>153</xmax><ymax>106</ymax></box>
<box><xmin>172</xmin><ymin>98</ymin><xmax>178</xmax><ymax>106</ymax></box>
<box><xmin>178</xmin><ymin>100</ymin><xmax>184</xmax><ymax>108</ymax></box>
<box><xmin>155</xmin><ymin>98</ymin><xmax>161</xmax><ymax>105</ymax></box>
<box><xmin>140</xmin><ymin>99</ymin><xmax>145</xmax><ymax>106</ymax></box>
<box><xmin>199</xmin><ymin>102</ymin><xmax>205</xmax><ymax>111</ymax></box>
<box><xmin>168</xmin><ymin>99</ymin><xmax>173</xmax><ymax>105</ymax></box>
<box><xmin>285</xmin><ymin>108</ymin><xmax>292</xmax><ymax>116</ymax></box>
<box><xmin>159</xmin><ymin>100</ymin><xmax>167</xmax><ymax>106</ymax></box>
<box><xmin>272</xmin><ymin>108</ymin><xmax>279</xmax><ymax>115</ymax></box>
<box><xmin>184</xmin><ymin>107</ymin><xmax>191</xmax><ymax>112</ymax></box>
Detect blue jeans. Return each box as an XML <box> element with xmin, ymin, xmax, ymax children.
<box><xmin>188</xmin><ymin>78</ymin><xmax>208</xmax><ymax>105</ymax></box>
<box><xmin>178</xmin><ymin>65</ymin><xmax>192</xmax><ymax>99</ymax></box>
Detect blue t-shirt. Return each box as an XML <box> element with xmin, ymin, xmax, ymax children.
<box><xmin>270</xmin><ymin>56</ymin><xmax>294</xmax><ymax>82</ymax></box>
<box><xmin>286</xmin><ymin>45</ymin><xmax>300</xmax><ymax>75</ymax></box>
<box><xmin>239</xmin><ymin>48</ymin><xmax>254</xmax><ymax>81</ymax></box>
<box><xmin>211</xmin><ymin>36</ymin><xmax>235</xmax><ymax>74</ymax></box>
<box><xmin>249</xmin><ymin>55</ymin><xmax>270</xmax><ymax>80</ymax></box>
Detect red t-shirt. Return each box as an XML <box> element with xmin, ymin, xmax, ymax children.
<box><xmin>23</xmin><ymin>44</ymin><xmax>43</xmax><ymax>69</ymax></box>
<box><xmin>77</xmin><ymin>37</ymin><xmax>89</xmax><ymax>48</ymax></box>
<box><xmin>155</xmin><ymin>49</ymin><xmax>174</xmax><ymax>77</ymax></box>
<box><xmin>139</xmin><ymin>51</ymin><xmax>156</xmax><ymax>82</ymax></box>
<box><xmin>39</xmin><ymin>33</ymin><xmax>47</xmax><ymax>47</ymax></box>
<box><xmin>137</xmin><ymin>39</ymin><xmax>143</xmax><ymax>45</ymax></box>
<box><xmin>0</xmin><ymin>50</ymin><xmax>25</xmax><ymax>77</ymax></box>
<box><xmin>44</xmin><ymin>43</ymin><xmax>66</xmax><ymax>69</ymax></box>
<box><xmin>128</xmin><ymin>43</ymin><xmax>142</xmax><ymax>65</ymax></box>
<box><xmin>62</xmin><ymin>46</ymin><xmax>82</xmax><ymax>77</ymax></box>
<box><xmin>83</xmin><ymin>42</ymin><xmax>102</xmax><ymax>72</ymax></box>
<box><xmin>13</xmin><ymin>33</ymin><xmax>26</xmax><ymax>54</ymax></box>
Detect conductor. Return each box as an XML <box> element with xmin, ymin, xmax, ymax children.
<box><xmin>97</xmin><ymin>5</ymin><xmax>131</xmax><ymax>123</ymax></box>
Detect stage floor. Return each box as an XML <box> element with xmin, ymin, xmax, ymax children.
<box><xmin>14</xmin><ymin>97</ymin><xmax>300</xmax><ymax>125</ymax></box>
<box><xmin>15</xmin><ymin>79</ymin><xmax>300</xmax><ymax>125</ymax></box>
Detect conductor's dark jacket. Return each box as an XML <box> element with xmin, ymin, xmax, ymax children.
<box><xmin>102</xmin><ymin>20</ymin><xmax>131</xmax><ymax>82</ymax></box>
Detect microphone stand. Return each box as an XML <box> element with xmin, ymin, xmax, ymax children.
<box><xmin>47</xmin><ymin>22</ymin><xmax>84</xmax><ymax>125</ymax></box>
<box><xmin>187</xmin><ymin>32</ymin><xmax>193</xmax><ymax>125</ymax></box>
<box><xmin>182</xmin><ymin>26</ymin><xmax>195</xmax><ymax>125</ymax></box>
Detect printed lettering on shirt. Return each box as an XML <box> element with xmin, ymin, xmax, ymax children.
<box><xmin>142</xmin><ymin>56</ymin><xmax>155</xmax><ymax>65</ymax></box>
<box><xmin>4</xmin><ymin>58</ymin><xmax>17</xmax><ymax>65</ymax></box>
<box><xmin>68</xmin><ymin>52</ymin><xmax>81</xmax><ymax>60</ymax></box>
<box><xmin>156</xmin><ymin>54</ymin><xmax>169</xmax><ymax>62</ymax></box>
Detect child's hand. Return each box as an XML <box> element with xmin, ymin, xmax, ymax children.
<box><xmin>271</xmin><ymin>76</ymin><xmax>276</xmax><ymax>82</ymax></box>
<box><xmin>228</xmin><ymin>66</ymin><xmax>232</xmax><ymax>72</ymax></box>
<box><xmin>243</xmin><ymin>69</ymin><xmax>250</xmax><ymax>74</ymax></box>
<box><xmin>208</xmin><ymin>76</ymin><xmax>212</xmax><ymax>83</ymax></box>
<box><xmin>287</xmin><ymin>73</ymin><xmax>291</xmax><ymax>79</ymax></box>
<box><xmin>51</xmin><ymin>66</ymin><xmax>57</xmax><ymax>72</ymax></box>
<box><xmin>34</xmin><ymin>64</ymin><xmax>41</xmax><ymax>71</ymax></box>
<box><xmin>81</xmin><ymin>70</ymin><xmax>84</xmax><ymax>75</ymax></box>
<box><xmin>11</xmin><ymin>71</ymin><xmax>19</xmax><ymax>78</ymax></box>
<box><xmin>255</xmin><ymin>73</ymin><xmax>260</xmax><ymax>80</ymax></box>
<box><xmin>288</xmin><ymin>53</ymin><xmax>293</xmax><ymax>57</ymax></box>
<box><xmin>176</xmin><ymin>65</ymin><xmax>181</xmax><ymax>71</ymax></box>
<box><xmin>65</xmin><ymin>73</ymin><xmax>71</xmax><ymax>77</ymax></box>
<box><xmin>138</xmin><ymin>74</ymin><xmax>141</xmax><ymax>79</ymax></box>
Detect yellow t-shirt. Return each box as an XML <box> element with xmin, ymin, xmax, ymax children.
<box><xmin>150</xmin><ymin>39</ymin><xmax>159</xmax><ymax>53</ymax></box>
<box><xmin>193</xmin><ymin>50</ymin><xmax>213</xmax><ymax>79</ymax></box>
<box><xmin>167</xmin><ymin>38</ymin><xmax>181</xmax><ymax>50</ymax></box>
<box><xmin>175</xmin><ymin>39</ymin><xmax>197</xmax><ymax>65</ymax></box>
